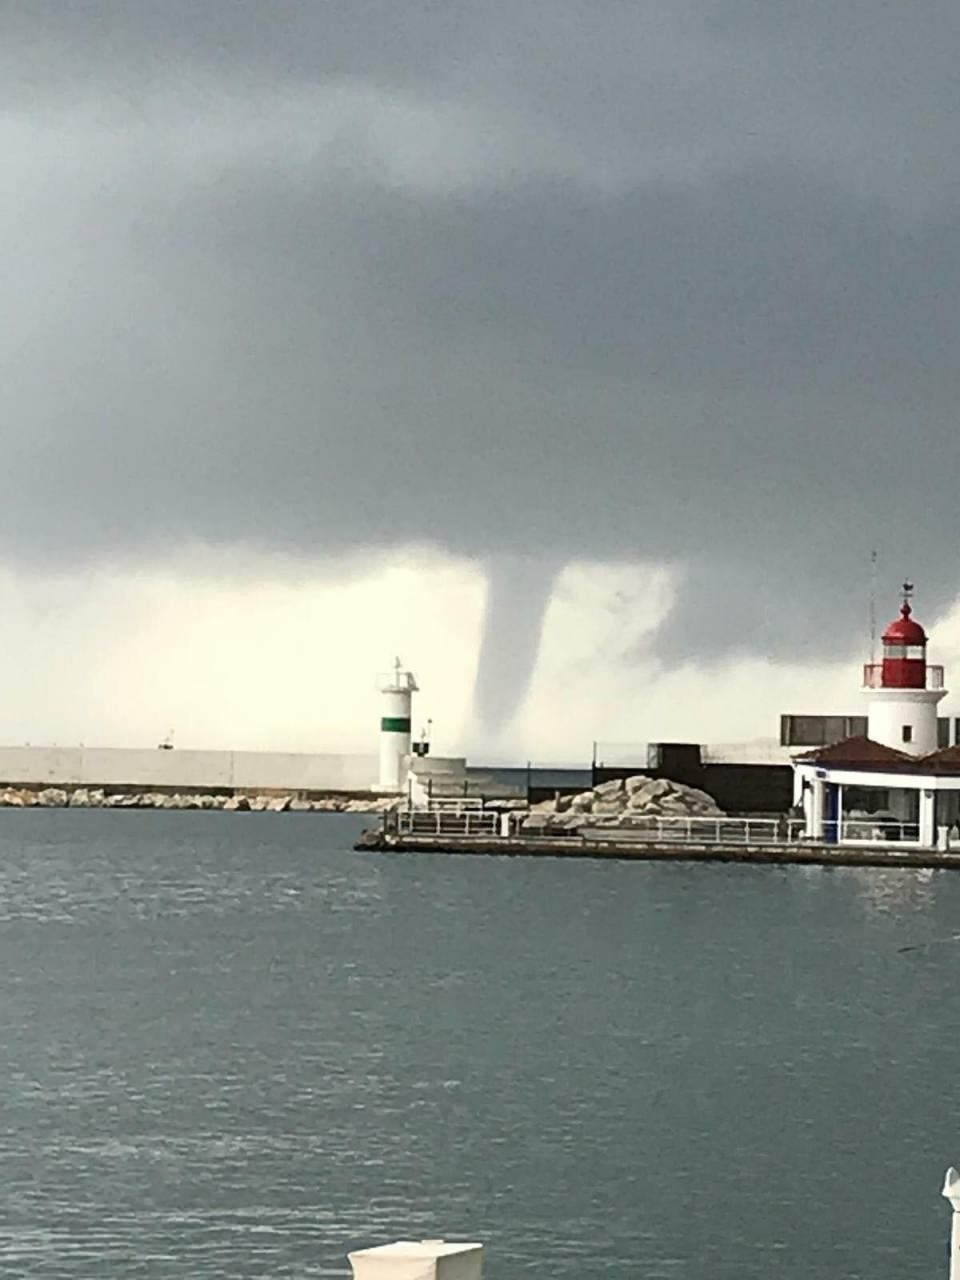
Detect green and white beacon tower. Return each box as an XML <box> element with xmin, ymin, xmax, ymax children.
<box><xmin>378</xmin><ymin>659</ymin><xmax>419</xmax><ymax>792</ymax></box>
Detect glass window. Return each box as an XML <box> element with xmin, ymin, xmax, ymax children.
<box><xmin>902</xmin><ymin>725</ymin><xmax>913</xmax><ymax>743</ymax></box>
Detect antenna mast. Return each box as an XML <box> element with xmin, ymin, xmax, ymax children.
<box><xmin>869</xmin><ymin>549</ymin><xmax>878</xmax><ymax>664</ymax></box>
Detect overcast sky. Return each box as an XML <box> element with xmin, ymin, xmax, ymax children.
<box><xmin>1</xmin><ymin>1</ymin><xmax>959</xmax><ymax>755</ymax></box>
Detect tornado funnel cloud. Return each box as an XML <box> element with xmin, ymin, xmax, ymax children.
<box><xmin>472</xmin><ymin>558</ymin><xmax>559</xmax><ymax>737</ymax></box>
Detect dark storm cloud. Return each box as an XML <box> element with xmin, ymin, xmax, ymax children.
<box><xmin>2</xmin><ymin>0</ymin><xmax>960</xmax><ymax>711</ymax></box>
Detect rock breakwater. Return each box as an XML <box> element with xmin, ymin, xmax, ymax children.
<box><xmin>521</xmin><ymin>775</ymin><xmax>724</xmax><ymax>833</ymax></box>
<box><xmin>0</xmin><ymin>787</ymin><xmax>397</xmax><ymax>813</ymax></box>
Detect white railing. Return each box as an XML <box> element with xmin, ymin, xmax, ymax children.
<box><xmin>416</xmin><ymin>796</ymin><xmax>486</xmax><ymax>811</ymax></box>
<box><xmin>385</xmin><ymin>810</ymin><xmax>942</xmax><ymax>849</ymax></box>
<box><xmin>591</xmin><ymin>741</ymin><xmax>651</xmax><ymax>769</ymax></box>
<box><xmin>700</xmin><ymin>740</ymin><xmax>792</xmax><ymax>764</ymax></box>
<box><xmin>862</xmin><ymin>662</ymin><xmax>944</xmax><ymax>689</ymax></box>
<box><xmin>579</xmin><ymin>815</ymin><xmax>807</xmax><ymax>845</ymax></box>
<box><xmin>395</xmin><ymin>808</ymin><xmax>501</xmax><ymax>838</ymax></box>
<box><xmin>387</xmin><ymin>810</ymin><xmax>810</xmax><ymax>845</ymax></box>
<box><xmin>821</xmin><ymin>817</ymin><xmax>921</xmax><ymax>845</ymax></box>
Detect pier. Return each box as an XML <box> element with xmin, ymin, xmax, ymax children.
<box><xmin>357</xmin><ymin>805</ymin><xmax>960</xmax><ymax>870</ymax></box>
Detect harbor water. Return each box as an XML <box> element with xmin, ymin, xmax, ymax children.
<box><xmin>1</xmin><ymin>810</ymin><xmax>957</xmax><ymax>1278</ymax></box>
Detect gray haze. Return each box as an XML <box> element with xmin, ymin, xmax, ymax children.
<box><xmin>2</xmin><ymin>1</ymin><xmax>959</xmax><ymax>725</ymax></box>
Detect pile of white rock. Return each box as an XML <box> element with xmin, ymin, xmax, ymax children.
<box><xmin>0</xmin><ymin>787</ymin><xmax>397</xmax><ymax>814</ymax></box>
<box><xmin>521</xmin><ymin>775</ymin><xmax>724</xmax><ymax>833</ymax></box>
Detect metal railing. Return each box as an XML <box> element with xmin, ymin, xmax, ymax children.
<box><xmin>579</xmin><ymin>815</ymin><xmax>806</xmax><ymax>845</ymax></box>
<box><xmin>700</xmin><ymin>741</ymin><xmax>791</xmax><ymax>764</ymax></box>
<box><xmin>386</xmin><ymin>808</ymin><xmax>807</xmax><ymax>845</ymax></box>
<box><xmin>395</xmin><ymin>807</ymin><xmax>501</xmax><ymax>838</ymax></box>
<box><xmin>381</xmin><ymin>808</ymin><xmax>942</xmax><ymax>849</ymax></box>
<box><xmin>862</xmin><ymin>663</ymin><xmax>944</xmax><ymax>689</ymax></box>
<box><xmin>418</xmin><ymin>796</ymin><xmax>486</xmax><ymax>811</ymax></box>
<box><xmin>591</xmin><ymin>741</ymin><xmax>651</xmax><ymax>769</ymax></box>
<box><xmin>822</xmin><ymin>817</ymin><xmax>921</xmax><ymax>844</ymax></box>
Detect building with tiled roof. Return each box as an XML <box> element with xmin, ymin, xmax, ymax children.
<box><xmin>793</xmin><ymin>587</ymin><xmax>960</xmax><ymax>849</ymax></box>
<box><xmin>794</xmin><ymin>736</ymin><xmax>914</xmax><ymax>770</ymax></box>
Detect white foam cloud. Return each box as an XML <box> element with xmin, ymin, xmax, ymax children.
<box><xmin>0</xmin><ymin>549</ymin><xmax>953</xmax><ymax>764</ymax></box>
<box><xmin>0</xmin><ymin>548</ymin><xmax>484</xmax><ymax>753</ymax></box>
<box><xmin>510</xmin><ymin>560</ymin><xmax>868</xmax><ymax>762</ymax></box>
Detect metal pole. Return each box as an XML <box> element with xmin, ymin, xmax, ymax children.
<box><xmin>869</xmin><ymin>548</ymin><xmax>878</xmax><ymax>665</ymax></box>
<box><xmin>943</xmin><ymin>1168</ymin><xmax>960</xmax><ymax>1280</ymax></box>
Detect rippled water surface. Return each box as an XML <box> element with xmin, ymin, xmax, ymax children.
<box><xmin>1</xmin><ymin>811</ymin><xmax>958</xmax><ymax>1278</ymax></box>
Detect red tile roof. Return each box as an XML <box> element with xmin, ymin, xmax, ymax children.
<box><xmin>796</xmin><ymin>737</ymin><xmax>960</xmax><ymax>777</ymax></box>
<box><xmin>794</xmin><ymin>736</ymin><xmax>914</xmax><ymax>768</ymax></box>
<box><xmin>918</xmin><ymin>746</ymin><xmax>960</xmax><ymax>774</ymax></box>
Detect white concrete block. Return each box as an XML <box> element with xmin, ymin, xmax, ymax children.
<box><xmin>348</xmin><ymin>1240</ymin><xmax>482</xmax><ymax>1280</ymax></box>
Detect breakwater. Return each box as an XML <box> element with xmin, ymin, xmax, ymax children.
<box><xmin>0</xmin><ymin>745</ymin><xmax>378</xmax><ymax>793</ymax></box>
<box><xmin>0</xmin><ymin>786</ymin><xmax>394</xmax><ymax>813</ymax></box>
<box><xmin>356</xmin><ymin>826</ymin><xmax>960</xmax><ymax>869</ymax></box>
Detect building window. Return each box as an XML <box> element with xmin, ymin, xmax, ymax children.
<box><xmin>902</xmin><ymin>725</ymin><xmax>913</xmax><ymax>743</ymax></box>
<box><xmin>844</xmin><ymin>786</ymin><xmax>890</xmax><ymax>814</ymax></box>
<box><xmin>779</xmin><ymin>714</ymin><xmax>868</xmax><ymax>747</ymax></box>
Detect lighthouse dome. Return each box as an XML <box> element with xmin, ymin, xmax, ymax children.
<box><xmin>883</xmin><ymin>600</ymin><xmax>926</xmax><ymax>646</ymax></box>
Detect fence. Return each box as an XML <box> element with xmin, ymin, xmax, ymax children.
<box><xmin>862</xmin><ymin>662</ymin><xmax>944</xmax><ymax>689</ymax></box>
<box><xmin>578</xmin><ymin>815</ymin><xmax>806</xmax><ymax>845</ymax></box>
<box><xmin>821</xmin><ymin>817</ymin><xmax>922</xmax><ymax>845</ymax></box>
<box><xmin>591</xmin><ymin>742</ymin><xmax>652</xmax><ymax>770</ymax></box>
<box><xmin>384</xmin><ymin>808</ymin><xmax>806</xmax><ymax>846</ymax></box>
<box><xmin>381</xmin><ymin>806</ymin><xmax>954</xmax><ymax>850</ymax></box>
<box><xmin>394</xmin><ymin>806</ymin><xmax>502</xmax><ymax>838</ymax></box>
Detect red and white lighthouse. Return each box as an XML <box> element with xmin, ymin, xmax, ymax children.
<box><xmin>862</xmin><ymin>583</ymin><xmax>946</xmax><ymax>755</ymax></box>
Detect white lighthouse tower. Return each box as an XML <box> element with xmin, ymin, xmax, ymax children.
<box><xmin>862</xmin><ymin>583</ymin><xmax>946</xmax><ymax>755</ymax></box>
<box><xmin>377</xmin><ymin>659</ymin><xmax>418</xmax><ymax>792</ymax></box>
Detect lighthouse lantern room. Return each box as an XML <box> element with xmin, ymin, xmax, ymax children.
<box><xmin>861</xmin><ymin>583</ymin><xmax>946</xmax><ymax>756</ymax></box>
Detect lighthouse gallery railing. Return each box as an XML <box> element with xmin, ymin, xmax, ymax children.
<box><xmin>862</xmin><ymin>662</ymin><xmax>944</xmax><ymax>689</ymax></box>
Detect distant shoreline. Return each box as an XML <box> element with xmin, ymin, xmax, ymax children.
<box><xmin>0</xmin><ymin>786</ymin><xmax>394</xmax><ymax>814</ymax></box>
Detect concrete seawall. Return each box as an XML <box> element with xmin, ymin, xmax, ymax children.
<box><xmin>356</xmin><ymin>828</ymin><xmax>960</xmax><ymax>870</ymax></box>
<box><xmin>0</xmin><ymin>746</ymin><xmax>378</xmax><ymax>793</ymax></box>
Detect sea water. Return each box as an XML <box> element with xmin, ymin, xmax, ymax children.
<box><xmin>0</xmin><ymin>810</ymin><xmax>957</xmax><ymax>1278</ymax></box>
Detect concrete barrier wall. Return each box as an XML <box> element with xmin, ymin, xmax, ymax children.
<box><xmin>82</xmin><ymin>749</ymin><xmax>234</xmax><ymax>788</ymax></box>
<box><xmin>230</xmin><ymin>751</ymin><xmax>378</xmax><ymax>792</ymax></box>
<box><xmin>592</xmin><ymin>759</ymin><xmax>794</xmax><ymax>815</ymax></box>
<box><xmin>0</xmin><ymin>748</ymin><xmax>85</xmax><ymax>784</ymax></box>
<box><xmin>0</xmin><ymin>746</ymin><xmax>378</xmax><ymax>792</ymax></box>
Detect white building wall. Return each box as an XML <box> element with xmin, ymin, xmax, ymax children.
<box><xmin>379</xmin><ymin>687</ymin><xmax>413</xmax><ymax>791</ymax></box>
<box><xmin>863</xmin><ymin>688</ymin><xmax>945</xmax><ymax>755</ymax></box>
<box><xmin>920</xmin><ymin>789</ymin><xmax>937</xmax><ymax>846</ymax></box>
<box><xmin>408</xmin><ymin>756</ymin><xmax>468</xmax><ymax>806</ymax></box>
<box><xmin>0</xmin><ymin>746</ymin><xmax>378</xmax><ymax>792</ymax></box>
<box><xmin>793</xmin><ymin>760</ymin><xmax>960</xmax><ymax>847</ymax></box>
